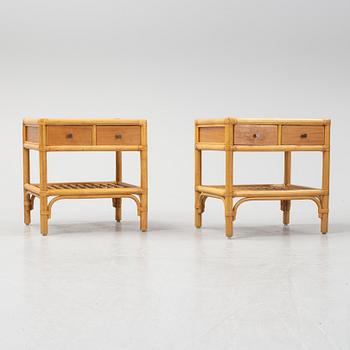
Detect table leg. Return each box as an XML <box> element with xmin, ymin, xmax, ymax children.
<box><xmin>23</xmin><ymin>147</ymin><xmax>31</xmax><ymax>225</ymax></box>
<box><xmin>39</xmin><ymin>150</ymin><xmax>48</xmax><ymax>236</ymax></box>
<box><xmin>40</xmin><ymin>196</ymin><xmax>48</xmax><ymax>235</ymax></box>
<box><xmin>281</xmin><ymin>200</ymin><xmax>291</xmax><ymax>225</ymax></box>
<box><xmin>282</xmin><ymin>151</ymin><xmax>291</xmax><ymax>225</ymax></box>
<box><xmin>225</xmin><ymin>197</ymin><xmax>233</xmax><ymax>238</ymax></box>
<box><xmin>321</xmin><ymin>149</ymin><xmax>330</xmax><ymax>234</ymax></box>
<box><xmin>115</xmin><ymin>151</ymin><xmax>122</xmax><ymax>222</ymax></box>
<box><xmin>140</xmin><ymin>125</ymin><xmax>148</xmax><ymax>231</ymax></box>
<box><xmin>225</xmin><ymin>147</ymin><xmax>233</xmax><ymax>238</ymax></box>
<box><xmin>195</xmin><ymin>149</ymin><xmax>202</xmax><ymax>228</ymax></box>
<box><xmin>321</xmin><ymin>195</ymin><xmax>329</xmax><ymax>234</ymax></box>
<box><xmin>140</xmin><ymin>193</ymin><xmax>148</xmax><ymax>232</ymax></box>
<box><xmin>24</xmin><ymin>192</ymin><xmax>31</xmax><ymax>225</ymax></box>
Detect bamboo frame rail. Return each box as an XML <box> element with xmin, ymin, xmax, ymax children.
<box><xmin>195</xmin><ymin>117</ymin><xmax>331</xmax><ymax>238</ymax></box>
<box><xmin>23</xmin><ymin>118</ymin><xmax>148</xmax><ymax>235</ymax></box>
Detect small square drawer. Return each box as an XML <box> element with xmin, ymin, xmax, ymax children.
<box><xmin>198</xmin><ymin>126</ymin><xmax>225</xmax><ymax>143</ymax></box>
<box><xmin>96</xmin><ymin>126</ymin><xmax>141</xmax><ymax>145</ymax></box>
<box><xmin>234</xmin><ymin>125</ymin><xmax>277</xmax><ymax>145</ymax></box>
<box><xmin>282</xmin><ymin>126</ymin><xmax>324</xmax><ymax>145</ymax></box>
<box><xmin>26</xmin><ymin>126</ymin><xmax>39</xmax><ymax>143</ymax></box>
<box><xmin>47</xmin><ymin>126</ymin><xmax>92</xmax><ymax>146</ymax></box>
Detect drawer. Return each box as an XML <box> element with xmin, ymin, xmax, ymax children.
<box><xmin>282</xmin><ymin>126</ymin><xmax>324</xmax><ymax>145</ymax></box>
<box><xmin>198</xmin><ymin>126</ymin><xmax>225</xmax><ymax>143</ymax></box>
<box><xmin>234</xmin><ymin>125</ymin><xmax>277</xmax><ymax>145</ymax></box>
<box><xmin>47</xmin><ymin>126</ymin><xmax>92</xmax><ymax>146</ymax></box>
<box><xmin>96</xmin><ymin>126</ymin><xmax>141</xmax><ymax>145</ymax></box>
<box><xmin>26</xmin><ymin>126</ymin><xmax>39</xmax><ymax>143</ymax></box>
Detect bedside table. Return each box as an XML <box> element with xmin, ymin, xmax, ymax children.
<box><xmin>23</xmin><ymin>118</ymin><xmax>148</xmax><ymax>235</ymax></box>
<box><xmin>194</xmin><ymin>118</ymin><xmax>331</xmax><ymax>238</ymax></box>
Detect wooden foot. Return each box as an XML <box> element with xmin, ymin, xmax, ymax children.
<box><xmin>24</xmin><ymin>211</ymin><xmax>31</xmax><ymax>225</ymax></box>
<box><xmin>281</xmin><ymin>200</ymin><xmax>291</xmax><ymax>225</ymax></box>
<box><xmin>320</xmin><ymin>195</ymin><xmax>329</xmax><ymax>234</ymax></box>
<box><xmin>195</xmin><ymin>192</ymin><xmax>202</xmax><ymax>228</ymax></box>
<box><xmin>195</xmin><ymin>211</ymin><xmax>202</xmax><ymax>228</ymax></box>
<box><xmin>24</xmin><ymin>192</ymin><xmax>31</xmax><ymax>225</ymax></box>
<box><xmin>114</xmin><ymin>198</ymin><xmax>122</xmax><ymax>222</ymax></box>
<box><xmin>40</xmin><ymin>195</ymin><xmax>48</xmax><ymax>236</ymax></box>
<box><xmin>140</xmin><ymin>212</ymin><xmax>147</xmax><ymax>232</ymax></box>
<box><xmin>140</xmin><ymin>194</ymin><xmax>147</xmax><ymax>232</ymax></box>
<box><xmin>283</xmin><ymin>211</ymin><xmax>290</xmax><ymax>225</ymax></box>
<box><xmin>225</xmin><ymin>216</ymin><xmax>233</xmax><ymax>238</ymax></box>
<box><xmin>321</xmin><ymin>215</ymin><xmax>328</xmax><ymax>234</ymax></box>
<box><xmin>40</xmin><ymin>214</ymin><xmax>48</xmax><ymax>236</ymax></box>
<box><xmin>225</xmin><ymin>197</ymin><xmax>233</xmax><ymax>238</ymax></box>
<box><xmin>321</xmin><ymin>214</ymin><xmax>329</xmax><ymax>234</ymax></box>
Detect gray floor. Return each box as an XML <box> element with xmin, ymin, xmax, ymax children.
<box><xmin>1</xmin><ymin>219</ymin><xmax>350</xmax><ymax>350</ymax></box>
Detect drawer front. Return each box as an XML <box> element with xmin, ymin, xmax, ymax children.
<box><xmin>282</xmin><ymin>126</ymin><xmax>324</xmax><ymax>145</ymax></box>
<box><xmin>26</xmin><ymin>126</ymin><xmax>39</xmax><ymax>143</ymax></box>
<box><xmin>234</xmin><ymin>125</ymin><xmax>278</xmax><ymax>145</ymax></box>
<box><xmin>198</xmin><ymin>126</ymin><xmax>225</xmax><ymax>143</ymax></box>
<box><xmin>47</xmin><ymin>126</ymin><xmax>92</xmax><ymax>146</ymax></box>
<box><xmin>96</xmin><ymin>126</ymin><xmax>141</xmax><ymax>145</ymax></box>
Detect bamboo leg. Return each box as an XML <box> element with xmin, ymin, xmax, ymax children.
<box><xmin>281</xmin><ymin>200</ymin><xmax>291</xmax><ymax>225</ymax></box>
<box><xmin>195</xmin><ymin>192</ymin><xmax>202</xmax><ymax>228</ymax></box>
<box><xmin>321</xmin><ymin>150</ymin><xmax>330</xmax><ymax>234</ymax></box>
<box><xmin>115</xmin><ymin>151</ymin><xmax>122</xmax><ymax>222</ymax></box>
<box><xmin>225</xmin><ymin>149</ymin><xmax>233</xmax><ymax>238</ymax></box>
<box><xmin>23</xmin><ymin>147</ymin><xmax>31</xmax><ymax>225</ymax></box>
<box><xmin>321</xmin><ymin>195</ymin><xmax>329</xmax><ymax>234</ymax></box>
<box><xmin>24</xmin><ymin>191</ymin><xmax>31</xmax><ymax>225</ymax></box>
<box><xmin>225</xmin><ymin>196</ymin><xmax>233</xmax><ymax>237</ymax></box>
<box><xmin>140</xmin><ymin>193</ymin><xmax>148</xmax><ymax>232</ymax></box>
<box><xmin>40</xmin><ymin>195</ymin><xmax>48</xmax><ymax>235</ymax></box>
<box><xmin>282</xmin><ymin>151</ymin><xmax>291</xmax><ymax>225</ymax></box>
<box><xmin>114</xmin><ymin>199</ymin><xmax>122</xmax><ymax>223</ymax></box>
<box><xmin>140</xmin><ymin>124</ymin><xmax>148</xmax><ymax>232</ymax></box>
<box><xmin>224</xmin><ymin>121</ymin><xmax>234</xmax><ymax>238</ymax></box>
<box><xmin>195</xmin><ymin>149</ymin><xmax>202</xmax><ymax>228</ymax></box>
<box><xmin>39</xmin><ymin>150</ymin><xmax>48</xmax><ymax>236</ymax></box>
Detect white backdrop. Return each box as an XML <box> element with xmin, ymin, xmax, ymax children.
<box><xmin>1</xmin><ymin>2</ymin><xmax>350</xmax><ymax>349</ymax></box>
<box><xmin>1</xmin><ymin>0</ymin><xmax>349</xmax><ymax>227</ymax></box>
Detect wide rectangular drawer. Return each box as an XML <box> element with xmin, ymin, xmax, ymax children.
<box><xmin>282</xmin><ymin>126</ymin><xmax>324</xmax><ymax>145</ymax></box>
<box><xmin>96</xmin><ymin>126</ymin><xmax>141</xmax><ymax>145</ymax></box>
<box><xmin>198</xmin><ymin>126</ymin><xmax>225</xmax><ymax>143</ymax></box>
<box><xmin>47</xmin><ymin>126</ymin><xmax>92</xmax><ymax>146</ymax></box>
<box><xmin>234</xmin><ymin>125</ymin><xmax>278</xmax><ymax>145</ymax></box>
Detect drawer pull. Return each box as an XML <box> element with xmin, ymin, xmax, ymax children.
<box><xmin>252</xmin><ymin>133</ymin><xmax>260</xmax><ymax>139</ymax></box>
<box><xmin>66</xmin><ymin>133</ymin><xmax>73</xmax><ymax>139</ymax></box>
<box><xmin>115</xmin><ymin>134</ymin><xmax>123</xmax><ymax>139</ymax></box>
<box><xmin>300</xmin><ymin>133</ymin><xmax>308</xmax><ymax>139</ymax></box>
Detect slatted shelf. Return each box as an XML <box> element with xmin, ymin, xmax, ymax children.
<box><xmin>196</xmin><ymin>184</ymin><xmax>325</xmax><ymax>197</ymax></box>
<box><xmin>25</xmin><ymin>181</ymin><xmax>142</xmax><ymax>196</ymax></box>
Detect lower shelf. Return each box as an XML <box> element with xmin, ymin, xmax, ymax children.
<box><xmin>25</xmin><ymin>181</ymin><xmax>142</xmax><ymax>196</ymax></box>
<box><xmin>24</xmin><ymin>181</ymin><xmax>146</xmax><ymax>232</ymax></box>
<box><xmin>196</xmin><ymin>183</ymin><xmax>326</xmax><ymax>197</ymax></box>
<box><xmin>195</xmin><ymin>183</ymin><xmax>329</xmax><ymax>236</ymax></box>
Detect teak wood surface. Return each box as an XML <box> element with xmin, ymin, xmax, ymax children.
<box><xmin>23</xmin><ymin>118</ymin><xmax>148</xmax><ymax>235</ymax></box>
<box><xmin>194</xmin><ymin>117</ymin><xmax>331</xmax><ymax>238</ymax></box>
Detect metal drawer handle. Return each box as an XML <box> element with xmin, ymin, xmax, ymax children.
<box><xmin>252</xmin><ymin>133</ymin><xmax>259</xmax><ymax>139</ymax></box>
<box><xmin>115</xmin><ymin>134</ymin><xmax>122</xmax><ymax>139</ymax></box>
<box><xmin>66</xmin><ymin>133</ymin><xmax>73</xmax><ymax>139</ymax></box>
<box><xmin>300</xmin><ymin>133</ymin><xmax>308</xmax><ymax>138</ymax></box>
